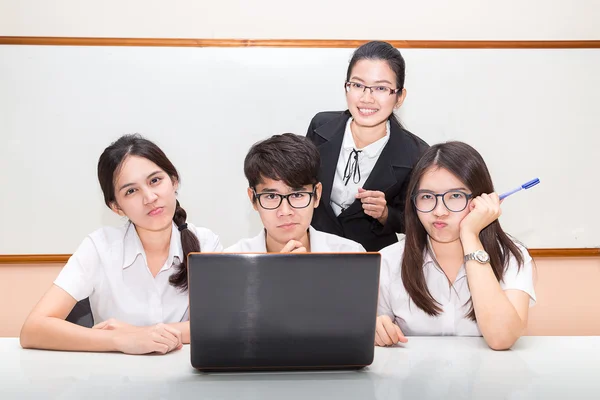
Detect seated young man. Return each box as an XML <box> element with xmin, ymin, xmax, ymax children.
<box><xmin>225</xmin><ymin>133</ymin><xmax>365</xmax><ymax>253</ymax></box>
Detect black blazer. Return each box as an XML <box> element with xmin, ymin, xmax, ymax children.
<box><xmin>306</xmin><ymin>110</ymin><xmax>429</xmax><ymax>251</ymax></box>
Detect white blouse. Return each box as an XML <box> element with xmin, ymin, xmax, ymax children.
<box><xmin>54</xmin><ymin>222</ymin><xmax>222</xmax><ymax>326</ymax></box>
<box><xmin>330</xmin><ymin>118</ymin><xmax>390</xmax><ymax>216</ymax></box>
<box><xmin>378</xmin><ymin>238</ymin><xmax>536</xmax><ymax>336</ymax></box>
<box><xmin>224</xmin><ymin>226</ymin><xmax>365</xmax><ymax>252</ymax></box>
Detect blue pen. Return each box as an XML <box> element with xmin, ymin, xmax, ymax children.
<box><xmin>499</xmin><ymin>178</ymin><xmax>540</xmax><ymax>200</ymax></box>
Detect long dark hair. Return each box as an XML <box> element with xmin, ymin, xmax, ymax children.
<box><xmin>401</xmin><ymin>141</ymin><xmax>524</xmax><ymax>320</ymax></box>
<box><xmin>347</xmin><ymin>40</ymin><xmax>406</xmax><ymax>128</ymax></box>
<box><xmin>97</xmin><ymin>134</ymin><xmax>199</xmax><ymax>291</ymax></box>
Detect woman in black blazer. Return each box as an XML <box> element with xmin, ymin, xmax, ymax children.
<box><xmin>306</xmin><ymin>41</ymin><xmax>428</xmax><ymax>251</ymax></box>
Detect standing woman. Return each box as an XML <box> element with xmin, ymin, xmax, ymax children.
<box><xmin>306</xmin><ymin>41</ymin><xmax>428</xmax><ymax>251</ymax></box>
<box><xmin>20</xmin><ymin>134</ymin><xmax>222</xmax><ymax>354</ymax></box>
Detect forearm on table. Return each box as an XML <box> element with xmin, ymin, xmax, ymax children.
<box><xmin>20</xmin><ymin>316</ymin><xmax>117</xmax><ymax>352</ymax></box>
<box><xmin>462</xmin><ymin>235</ymin><xmax>526</xmax><ymax>350</ymax></box>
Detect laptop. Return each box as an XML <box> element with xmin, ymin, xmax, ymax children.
<box><xmin>188</xmin><ymin>252</ymin><xmax>381</xmax><ymax>372</ymax></box>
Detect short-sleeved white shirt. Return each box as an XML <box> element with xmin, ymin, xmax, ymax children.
<box><xmin>54</xmin><ymin>222</ymin><xmax>222</xmax><ymax>326</ymax></box>
<box><xmin>224</xmin><ymin>226</ymin><xmax>366</xmax><ymax>253</ymax></box>
<box><xmin>377</xmin><ymin>238</ymin><xmax>536</xmax><ymax>336</ymax></box>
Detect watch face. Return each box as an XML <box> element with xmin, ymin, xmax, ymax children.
<box><xmin>475</xmin><ymin>250</ymin><xmax>490</xmax><ymax>263</ymax></box>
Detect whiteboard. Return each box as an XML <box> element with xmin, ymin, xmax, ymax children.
<box><xmin>1</xmin><ymin>45</ymin><xmax>599</xmax><ymax>253</ymax></box>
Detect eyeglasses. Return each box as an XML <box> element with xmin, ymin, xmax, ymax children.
<box><xmin>253</xmin><ymin>187</ymin><xmax>316</xmax><ymax>210</ymax></box>
<box><xmin>345</xmin><ymin>81</ymin><xmax>402</xmax><ymax>97</ymax></box>
<box><xmin>412</xmin><ymin>190</ymin><xmax>473</xmax><ymax>213</ymax></box>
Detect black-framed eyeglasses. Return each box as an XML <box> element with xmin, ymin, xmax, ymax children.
<box><xmin>345</xmin><ymin>81</ymin><xmax>402</xmax><ymax>96</ymax></box>
<box><xmin>412</xmin><ymin>190</ymin><xmax>473</xmax><ymax>213</ymax></box>
<box><xmin>253</xmin><ymin>187</ymin><xmax>316</xmax><ymax>210</ymax></box>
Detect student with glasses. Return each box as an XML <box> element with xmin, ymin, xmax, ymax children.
<box><xmin>306</xmin><ymin>41</ymin><xmax>429</xmax><ymax>252</ymax></box>
<box><xmin>225</xmin><ymin>133</ymin><xmax>365</xmax><ymax>253</ymax></box>
<box><xmin>375</xmin><ymin>141</ymin><xmax>536</xmax><ymax>350</ymax></box>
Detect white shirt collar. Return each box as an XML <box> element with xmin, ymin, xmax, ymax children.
<box><xmin>424</xmin><ymin>236</ymin><xmax>467</xmax><ymax>281</ymax></box>
<box><xmin>307</xmin><ymin>226</ymin><xmax>330</xmax><ymax>252</ymax></box>
<box><xmin>423</xmin><ymin>236</ymin><xmax>438</xmax><ymax>268</ymax></box>
<box><xmin>246</xmin><ymin>229</ymin><xmax>269</xmax><ymax>252</ymax></box>
<box><xmin>342</xmin><ymin>118</ymin><xmax>390</xmax><ymax>158</ymax></box>
<box><xmin>252</xmin><ymin>226</ymin><xmax>324</xmax><ymax>252</ymax></box>
<box><xmin>122</xmin><ymin>222</ymin><xmax>183</xmax><ymax>270</ymax></box>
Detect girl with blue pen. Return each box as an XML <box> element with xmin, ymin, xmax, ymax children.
<box><xmin>375</xmin><ymin>141</ymin><xmax>536</xmax><ymax>350</ymax></box>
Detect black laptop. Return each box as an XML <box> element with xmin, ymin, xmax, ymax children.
<box><xmin>187</xmin><ymin>253</ymin><xmax>381</xmax><ymax>372</ymax></box>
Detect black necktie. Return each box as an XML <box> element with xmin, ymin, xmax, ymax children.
<box><xmin>343</xmin><ymin>149</ymin><xmax>362</xmax><ymax>185</ymax></box>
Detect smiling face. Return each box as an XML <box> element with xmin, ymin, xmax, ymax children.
<box><xmin>110</xmin><ymin>155</ymin><xmax>178</xmax><ymax>232</ymax></box>
<box><xmin>345</xmin><ymin>59</ymin><xmax>406</xmax><ymax>130</ymax></box>
<box><xmin>415</xmin><ymin>167</ymin><xmax>473</xmax><ymax>246</ymax></box>
<box><xmin>248</xmin><ymin>177</ymin><xmax>322</xmax><ymax>249</ymax></box>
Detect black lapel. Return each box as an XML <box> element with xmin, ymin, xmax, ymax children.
<box><xmin>340</xmin><ymin>121</ymin><xmax>410</xmax><ymax>217</ymax></box>
<box><xmin>313</xmin><ymin>112</ymin><xmax>351</xmax><ymax>225</ymax></box>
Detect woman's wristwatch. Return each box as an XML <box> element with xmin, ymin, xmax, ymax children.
<box><xmin>464</xmin><ymin>250</ymin><xmax>490</xmax><ymax>264</ymax></box>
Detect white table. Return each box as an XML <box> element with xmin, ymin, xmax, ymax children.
<box><xmin>1</xmin><ymin>337</ymin><xmax>598</xmax><ymax>399</ymax></box>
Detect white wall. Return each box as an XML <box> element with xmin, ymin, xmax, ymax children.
<box><xmin>1</xmin><ymin>45</ymin><xmax>599</xmax><ymax>253</ymax></box>
<box><xmin>1</xmin><ymin>1</ymin><xmax>599</xmax><ymax>253</ymax></box>
<box><xmin>1</xmin><ymin>0</ymin><xmax>599</xmax><ymax>39</ymax></box>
